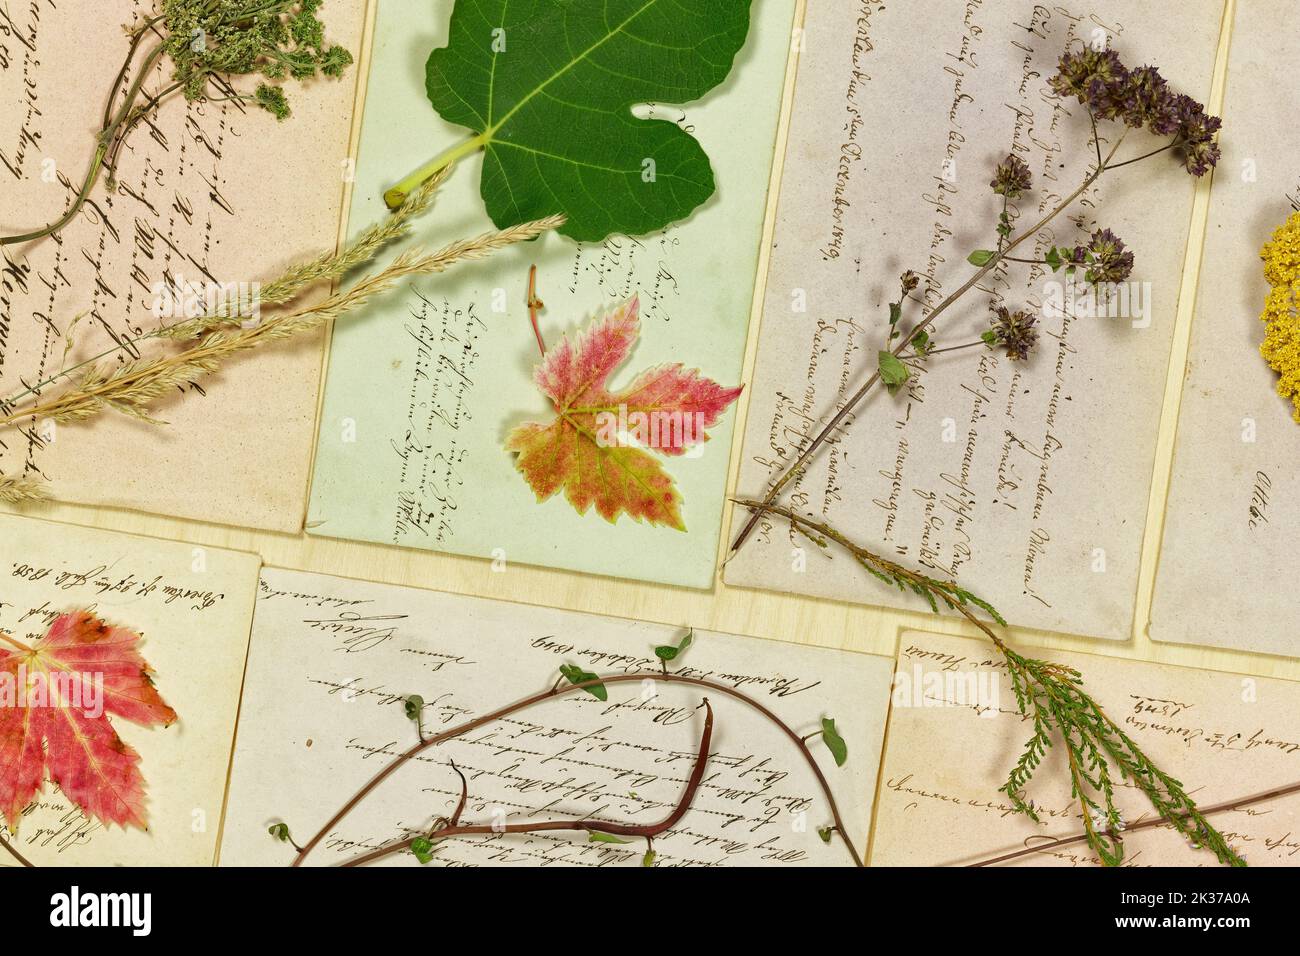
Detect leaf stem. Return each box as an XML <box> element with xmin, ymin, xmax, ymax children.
<box><xmin>526</xmin><ymin>264</ymin><xmax>547</xmax><ymax>356</ymax></box>
<box><xmin>0</xmin><ymin>630</ymin><xmax>34</xmax><ymax>653</ymax></box>
<box><xmin>384</xmin><ymin>132</ymin><xmax>488</xmax><ymax>210</ymax></box>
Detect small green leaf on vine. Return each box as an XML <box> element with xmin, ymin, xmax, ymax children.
<box><xmin>980</xmin><ymin>329</ymin><xmax>999</xmax><ymax>347</ymax></box>
<box><xmin>642</xmin><ymin>848</ymin><xmax>656</xmax><ymax>866</ymax></box>
<box><xmin>967</xmin><ymin>249</ymin><xmax>996</xmax><ymax>266</ymax></box>
<box><xmin>268</xmin><ymin>823</ymin><xmax>292</xmax><ymax>843</ymax></box>
<box><xmin>1045</xmin><ymin>246</ymin><xmax>1063</xmax><ymax>271</ymax></box>
<box><xmin>818</xmin><ymin>826</ymin><xmax>833</xmax><ymax>844</ymax></box>
<box><xmin>878</xmin><ymin>351</ymin><xmax>910</xmax><ymax>393</ymax></box>
<box><xmin>821</xmin><ymin>717</ymin><xmax>848</xmax><ymax>767</ymax></box>
<box><xmin>589</xmin><ymin>832</ymin><xmax>631</xmax><ymax>845</ymax></box>
<box><xmin>411</xmin><ymin>836</ymin><xmax>435</xmax><ymax>864</ymax></box>
<box><xmin>403</xmin><ymin>695</ymin><xmax>424</xmax><ymax>721</ymax></box>
<box><xmin>654</xmin><ymin>629</ymin><xmax>694</xmax><ymax>664</ymax></box>
<box><xmin>559</xmin><ymin>664</ymin><xmax>608</xmax><ymax>701</ymax></box>
<box><xmin>911</xmin><ymin>330</ymin><xmax>931</xmax><ymax>356</ymax></box>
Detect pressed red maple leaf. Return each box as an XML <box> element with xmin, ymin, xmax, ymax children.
<box><xmin>0</xmin><ymin>611</ymin><xmax>177</xmax><ymax>832</ymax></box>
<box><xmin>506</xmin><ymin>297</ymin><xmax>743</xmax><ymax>530</ymax></box>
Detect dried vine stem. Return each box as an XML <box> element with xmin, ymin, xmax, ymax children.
<box><xmin>293</xmin><ymin>673</ymin><xmax>863</xmax><ymax>868</ymax></box>
<box><xmin>339</xmin><ymin>698</ymin><xmax>714</xmax><ymax>868</ymax></box>
<box><xmin>729</xmin><ymin>132</ymin><xmax>1129</xmax><ymax>554</ymax></box>
<box><xmin>734</xmin><ymin>499</ymin><xmax>1244</xmax><ymax>868</ymax></box>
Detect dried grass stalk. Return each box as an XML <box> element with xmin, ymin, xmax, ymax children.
<box><xmin>0</xmin><ymin>213</ymin><xmax>565</xmax><ymax>430</ymax></box>
<box><xmin>0</xmin><ymin>475</ymin><xmax>50</xmax><ymax>504</ymax></box>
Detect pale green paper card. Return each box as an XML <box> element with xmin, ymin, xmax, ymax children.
<box><xmin>308</xmin><ymin>0</ymin><xmax>796</xmax><ymax>588</ymax></box>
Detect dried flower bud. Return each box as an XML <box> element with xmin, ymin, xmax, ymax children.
<box><xmin>1066</xmin><ymin>228</ymin><xmax>1135</xmax><ymax>285</ymax></box>
<box><xmin>990</xmin><ymin>154</ymin><xmax>1033</xmax><ymax>199</ymax></box>
<box><xmin>988</xmin><ymin>306</ymin><xmax>1039</xmax><ymax>362</ymax></box>
<box><xmin>900</xmin><ymin>270</ymin><xmax>920</xmax><ymax>294</ymax></box>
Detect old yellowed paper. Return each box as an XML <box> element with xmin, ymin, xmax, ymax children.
<box><xmin>726</xmin><ymin>1</ymin><xmax>1223</xmax><ymax>640</ymax></box>
<box><xmin>0</xmin><ymin>0</ymin><xmax>366</xmax><ymax>531</ymax></box>
<box><xmin>306</xmin><ymin>0</ymin><xmax>797</xmax><ymax>588</ymax></box>
<box><xmin>220</xmin><ymin>567</ymin><xmax>893</xmax><ymax>867</ymax></box>
<box><xmin>1151</xmin><ymin>0</ymin><xmax>1299</xmax><ymax>656</ymax></box>
<box><xmin>0</xmin><ymin>513</ymin><xmax>259</xmax><ymax>866</ymax></box>
<box><xmin>871</xmin><ymin>631</ymin><xmax>1300</xmax><ymax>866</ymax></box>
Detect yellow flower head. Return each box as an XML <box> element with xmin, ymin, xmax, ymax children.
<box><xmin>1260</xmin><ymin>210</ymin><xmax>1300</xmax><ymax>423</ymax></box>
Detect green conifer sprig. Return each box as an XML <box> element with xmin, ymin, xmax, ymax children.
<box><xmin>734</xmin><ymin>498</ymin><xmax>1245</xmax><ymax>868</ymax></box>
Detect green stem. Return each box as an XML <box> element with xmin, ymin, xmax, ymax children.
<box><xmin>1</xmin><ymin>42</ymin><xmax>166</xmax><ymax>247</ymax></box>
<box><xmin>384</xmin><ymin>133</ymin><xmax>488</xmax><ymax>210</ymax></box>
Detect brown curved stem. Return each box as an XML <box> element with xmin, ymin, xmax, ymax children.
<box><xmin>338</xmin><ymin>699</ymin><xmax>715</xmax><ymax>868</ymax></box>
<box><xmin>0</xmin><ymin>833</ymin><xmax>34</xmax><ymax>868</ymax></box>
<box><xmin>729</xmin><ymin>133</ymin><xmax>1128</xmax><ymax>554</ymax></box>
<box><xmin>292</xmin><ymin>675</ymin><xmax>863</xmax><ymax>868</ymax></box>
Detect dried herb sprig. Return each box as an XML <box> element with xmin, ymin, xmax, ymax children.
<box><xmin>731</xmin><ymin>42</ymin><xmax>1221</xmax><ymax>554</ymax></box>
<box><xmin>733</xmin><ymin>499</ymin><xmax>1245</xmax><ymax>868</ymax></box>
<box><xmin>0</xmin><ymin>1</ymin><xmax>353</xmax><ymax>248</ymax></box>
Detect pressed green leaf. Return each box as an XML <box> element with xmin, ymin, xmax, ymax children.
<box><xmin>817</xmin><ymin>826</ymin><xmax>833</xmax><ymax>844</ymax></box>
<box><xmin>424</xmin><ymin>0</ymin><xmax>754</xmax><ymax>241</ymax></box>
<box><xmin>268</xmin><ymin>823</ymin><xmax>292</xmax><ymax>843</ymax></box>
<box><xmin>980</xmin><ymin>329</ymin><xmax>999</xmax><ymax>346</ymax></box>
<box><xmin>878</xmin><ymin>351</ymin><xmax>910</xmax><ymax>392</ymax></box>
<box><xmin>588</xmin><ymin>831</ymin><xmax>632</xmax><ymax>844</ymax></box>
<box><xmin>404</xmin><ymin>694</ymin><xmax>424</xmax><ymax>721</ymax></box>
<box><xmin>1045</xmin><ymin>246</ymin><xmax>1063</xmax><ymax>271</ymax></box>
<box><xmin>411</xmin><ymin>836</ymin><xmax>435</xmax><ymax>864</ymax></box>
<box><xmin>559</xmin><ymin>663</ymin><xmax>608</xmax><ymax>701</ymax></box>
<box><xmin>821</xmin><ymin>717</ymin><xmax>848</xmax><ymax>767</ymax></box>
<box><xmin>642</xmin><ymin>848</ymin><xmax>657</xmax><ymax>866</ymax></box>
<box><xmin>654</xmin><ymin>628</ymin><xmax>694</xmax><ymax>663</ymax></box>
<box><xmin>967</xmin><ymin>249</ymin><xmax>996</xmax><ymax>266</ymax></box>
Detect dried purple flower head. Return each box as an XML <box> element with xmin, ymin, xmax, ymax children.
<box><xmin>1066</xmin><ymin>228</ymin><xmax>1135</xmax><ymax>285</ymax></box>
<box><xmin>1049</xmin><ymin>48</ymin><xmax>1126</xmax><ymax>109</ymax></box>
<box><xmin>1174</xmin><ymin>95</ymin><xmax>1223</xmax><ymax>176</ymax></box>
<box><xmin>987</xmin><ymin>306</ymin><xmax>1039</xmax><ymax>361</ymax></box>
<box><xmin>1049</xmin><ymin>46</ymin><xmax>1222</xmax><ymax>176</ymax></box>
<box><xmin>991</xmin><ymin>153</ymin><xmax>1033</xmax><ymax>199</ymax></box>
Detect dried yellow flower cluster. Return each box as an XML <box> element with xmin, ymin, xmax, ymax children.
<box><xmin>1260</xmin><ymin>211</ymin><xmax>1300</xmax><ymax>423</ymax></box>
